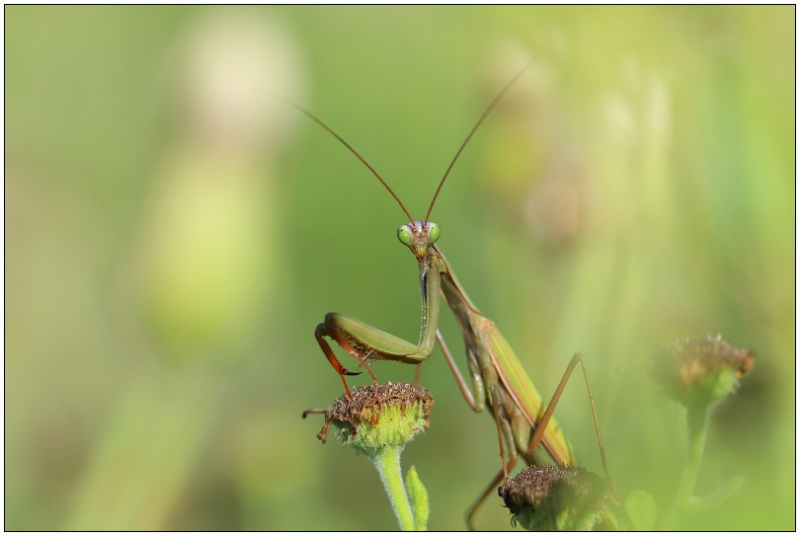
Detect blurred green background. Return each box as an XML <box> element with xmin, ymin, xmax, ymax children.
<box><xmin>5</xmin><ymin>5</ymin><xmax>794</xmax><ymax>530</ymax></box>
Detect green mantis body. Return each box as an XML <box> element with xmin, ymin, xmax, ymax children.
<box><xmin>317</xmin><ymin>221</ymin><xmax>620</xmax><ymax>527</ymax></box>
<box><xmin>297</xmin><ymin>63</ymin><xmax>625</xmax><ymax>528</ymax></box>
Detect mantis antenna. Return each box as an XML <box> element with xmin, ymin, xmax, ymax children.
<box><xmin>424</xmin><ymin>58</ymin><xmax>536</xmax><ymax>224</ymax></box>
<box><xmin>276</xmin><ymin>58</ymin><xmax>534</xmax><ymax>226</ymax></box>
<box><xmin>274</xmin><ymin>95</ymin><xmax>414</xmax><ymax>224</ymax></box>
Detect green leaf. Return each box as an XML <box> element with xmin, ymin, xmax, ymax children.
<box><xmin>406</xmin><ymin>465</ymin><xmax>429</xmax><ymax>531</ymax></box>
<box><xmin>624</xmin><ymin>489</ymin><xmax>658</xmax><ymax>530</ymax></box>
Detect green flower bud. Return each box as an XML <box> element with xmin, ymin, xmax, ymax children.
<box><xmin>646</xmin><ymin>335</ymin><xmax>754</xmax><ymax>408</ymax></box>
<box><xmin>500</xmin><ymin>465</ymin><xmax>609</xmax><ymax>531</ymax></box>
<box><xmin>312</xmin><ymin>382</ymin><xmax>433</xmax><ymax>453</ymax></box>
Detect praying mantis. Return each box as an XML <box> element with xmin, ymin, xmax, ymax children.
<box><xmin>297</xmin><ymin>62</ymin><xmax>629</xmax><ymax>529</ymax></box>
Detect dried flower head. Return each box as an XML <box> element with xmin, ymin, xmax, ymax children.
<box><xmin>500</xmin><ymin>465</ymin><xmax>609</xmax><ymax>531</ymax></box>
<box><xmin>313</xmin><ymin>382</ymin><xmax>434</xmax><ymax>453</ymax></box>
<box><xmin>646</xmin><ymin>335</ymin><xmax>754</xmax><ymax>407</ymax></box>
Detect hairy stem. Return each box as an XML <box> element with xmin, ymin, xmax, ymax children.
<box><xmin>372</xmin><ymin>444</ymin><xmax>415</xmax><ymax>531</ymax></box>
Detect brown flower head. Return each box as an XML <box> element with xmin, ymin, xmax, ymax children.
<box><xmin>646</xmin><ymin>335</ymin><xmax>754</xmax><ymax>407</ymax></box>
<box><xmin>500</xmin><ymin>465</ymin><xmax>609</xmax><ymax>531</ymax></box>
<box><xmin>312</xmin><ymin>382</ymin><xmax>434</xmax><ymax>453</ymax></box>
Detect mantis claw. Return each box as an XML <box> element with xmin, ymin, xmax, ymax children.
<box><xmin>343</xmin><ymin>369</ymin><xmax>362</xmax><ymax>376</ymax></box>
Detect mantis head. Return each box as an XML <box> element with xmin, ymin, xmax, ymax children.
<box><xmin>397</xmin><ymin>221</ymin><xmax>441</xmax><ymax>259</ymax></box>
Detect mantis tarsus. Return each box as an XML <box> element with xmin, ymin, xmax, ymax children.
<box><xmin>297</xmin><ymin>62</ymin><xmax>629</xmax><ymax>529</ymax></box>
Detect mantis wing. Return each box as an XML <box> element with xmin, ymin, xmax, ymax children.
<box><xmin>482</xmin><ymin>321</ymin><xmax>579</xmax><ymax>467</ymax></box>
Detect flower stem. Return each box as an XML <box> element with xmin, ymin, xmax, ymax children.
<box><xmin>372</xmin><ymin>444</ymin><xmax>415</xmax><ymax>531</ymax></box>
<box><xmin>662</xmin><ymin>404</ymin><xmax>710</xmax><ymax>530</ymax></box>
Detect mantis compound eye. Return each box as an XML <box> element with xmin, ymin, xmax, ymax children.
<box><xmin>427</xmin><ymin>222</ymin><xmax>440</xmax><ymax>244</ymax></box>
<box><xmin>397</xmin><ymin>225</ymin><xmax>414</xmax><ymax>246</ymax></box>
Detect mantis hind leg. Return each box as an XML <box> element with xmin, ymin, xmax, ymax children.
<box><xmin>525</xmin><ymin>352</ymin><xmax>624</xmax><ymax>510</ymax></box>
<box><xmin>466</xmin><ymin>415</ymin><xmax>517</xmax><ymax>530</ymax></box>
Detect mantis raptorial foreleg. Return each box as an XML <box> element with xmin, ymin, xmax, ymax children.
<box><xmin>314</xmin><ymin>319</ymin><xmax>376</xmax><ymax>396</ymax></box>
<box><xmin>314</xmin><ymin>309</ymin><xmax>435</xmax><ymax>398</ymax></box>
